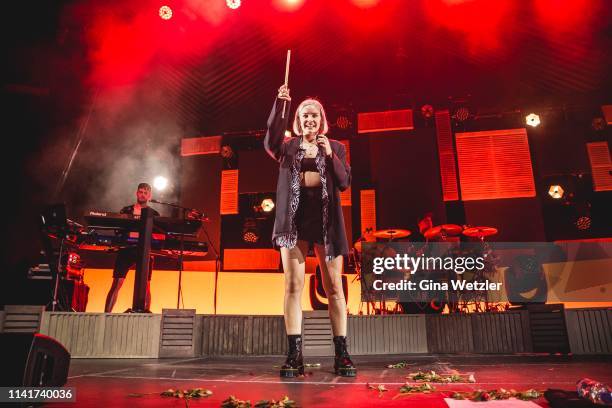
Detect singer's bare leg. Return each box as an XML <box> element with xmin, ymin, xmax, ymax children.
<box><xmin>314</xmin><ymin>243</ymin><xmax>346</xmax><ymax>336</ymax></box>
<box><xmin>280</xmin><ymin>240</ymin><xmax>310</xmax><ymax>334</ymax></box>
<box><xmin>105</xmin><ymin>278</ymin><xmax>124</xmax><ymax>313</ymax></box>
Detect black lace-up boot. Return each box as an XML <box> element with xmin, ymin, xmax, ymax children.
<box><xmin>280</xmin><ymin>334</ymin><xmax>304</xmax><ymax>377</ymax></box>
<box><xmin>333</xmin><ymin>336</ymin><xmax>357</xmax><ymax>377</ymax></box>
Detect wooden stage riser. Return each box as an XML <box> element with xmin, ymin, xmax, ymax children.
<box><xmin>41</xmin><ymin>313</ymin><xmax>162</xmax><ymax>358</ymax></box>
<box><xmin>1</xmin><ymin>308</ymin><xmax>609</xmax><ymax>358</ymax></box>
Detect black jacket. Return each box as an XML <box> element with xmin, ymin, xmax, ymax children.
<box><xmin>264</xmin><ymin>97</ymin><xmax>351</xmax><ymax>257</ymax></box>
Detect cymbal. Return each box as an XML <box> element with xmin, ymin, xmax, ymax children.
<box><xmin>373</xmin><ymin>229</ymin><xmax>411</xmax><ymax>239</ymax></box>
<box><xmin>462</xmin><ymin>226</ymin><xmax>498</xmax><ymax>238</ymax></box>
<box><xmin>424</xmin><ymin>224</ymin><xmax>463</xmax><ymax>240</ymax></box>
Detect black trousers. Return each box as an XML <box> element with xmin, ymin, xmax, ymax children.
<box><xmin>112</xmin><ymin>247</ymin><xmax>153</xmax><ymax>280</ymax></box>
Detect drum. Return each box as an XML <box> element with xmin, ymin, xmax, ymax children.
<box><xmin>399</xmin><ymin>300</ymin><xmax>446</xmax><ymax>314</ymax></box>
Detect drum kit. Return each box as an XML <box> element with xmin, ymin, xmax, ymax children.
<box><xmin>372</xmin><ymin>228</ymin><xmax>412</xmax><ymax>240</ymax></box>
<box><xmin>351</xmin><ymin>223</ymin><xmax>501</xmax><ymax>315</ymax></box>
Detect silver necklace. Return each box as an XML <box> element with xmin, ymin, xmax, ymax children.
<box><xmin>301</xmin><ymin>138</ymin><xmax>318</xmax><ymax>157</ymax></box>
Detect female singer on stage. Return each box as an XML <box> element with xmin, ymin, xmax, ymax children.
<box><xmin>264</xmin><ymin>84</ymin><xmax>356</xmax><ymax>377</ymax></box>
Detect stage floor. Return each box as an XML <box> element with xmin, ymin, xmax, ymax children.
<box><xmin>48</xmin><ymin>355</ymin><xmax>612</xmax><ymax>407</ymax></box>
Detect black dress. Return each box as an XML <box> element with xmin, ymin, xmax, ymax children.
<box><xmin>264</xmin><ymin>97</ymin><xmax>351</xmax><ymax>258</ymax></box>
<box><xmin>295</xmin><ymin>158</ymin><xmax>324</xmax><ymax>244</ymax></box>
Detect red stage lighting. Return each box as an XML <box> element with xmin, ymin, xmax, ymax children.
<box><xmin>159</xmin><ymin>5</ymin><xmax>173</xmax><ymax>20</ymax></box>
<box><xmin>226</xmin><ymin>0</ymin><xmax>241</xmax><ymax>9</ymax></box>
<box><xmin>352</xmin><ymin>0</ymin><xmax>380</xmax><ymax>7</ymax></box>
<box><xmin>421</xmin><ymin>104</ymin><xmax>434</xmax><ymax>119</ymax></box>
<box><xmin>591</xmin><ymin>117</ymin><xmax>606</xmax><ymax>131</ymax></box>
<box><xmin>423</xmin><ymin>0</ymin><xmax>514</xmax><ymax>52</ymax></box>
<box><xmin>242</xmin><ymin>218</ymin><xmax>259</xmax><ymax>243</ymax></box>
<box><xmin>576</xmin><ymin>216</ymin><xmax>591</xmax><ymax>231</ymax></box>
<box><xmin>336</xmin><ymin>115</ymin><xmax>351</xmax><ymax>130</ymax></box>
<box><xmin>453</xmin><ymin>106</ymin><xmax>470</xmax><ymax>122</ymax></box>
<box><xmin>66</xmin><ymin>252</ymin><xmax>84</xmax><ymax>281</ymax></box>
<box><xmin>274</xmin><ymin>0</ymin><xmax>305</xmax><ymax>12</ymax></box>
<box><xmin>534</xmin><ymin>0</ymin><xmax>594</xmax><ymax>33</ymax></box>
<box><xmin>68</xmin><ymin>252</ymin><xmax>81</xmax><ymax>265</ymax></box>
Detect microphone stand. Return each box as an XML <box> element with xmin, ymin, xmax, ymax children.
<box><xmin>51</xmin><ymin>237</ymin><xmax>65</xmax><ymax>312</ymax></box>
<box><xmin>150</xmin><ymin>199</ymin><xmax>206</xmax><ymax>309</ymax></box>
<box><xmin>198</xmin><ymin>226</ymin><xmax>220</xmax><ymax>315</ymax></box>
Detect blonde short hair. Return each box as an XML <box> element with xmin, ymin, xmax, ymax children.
<box><xmin>292</xmin><ymin>98</ymin><xmax>329</xmax><ymax>136</ymax></box>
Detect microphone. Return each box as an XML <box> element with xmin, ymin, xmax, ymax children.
<box><xmin>149</xmin><ymin>198</ymin><xmax>180</xmax><ymax>207</ymax></box>
<box><xmin>150</xmin><ymin>199</ymin><xmax>209</xmax><ymax>221</ymax></box>
<box><xmin>316</xmin><ymin>135</ymin><xmax>325</xmax><ymax>153</ymax></box>
<box><xmin>317</xmin><ymin>134</ymin><xmax>332</xmax><ymax>158</ymax></box>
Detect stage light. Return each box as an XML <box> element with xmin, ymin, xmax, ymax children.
<box><xmin>261</xmin><ymin>198</ymin><xmax>275</xmax><ymax>212</ymax></box>
<box><xmin>66</xmin><ymin>252</ymin><xmax>84</xmax><ymax>280</ymax></box>
<box><xmin>421</xmin><ymin>104</ymin><xmax>434</xmax><ymax>119</ymax></box>
<box><xmin>226</xmin><ymin>0</ymin><xmax>241</xmax><ymax>9</ymax></box>
<box><xmin>67</xmin><ymin>252</ymin><xmax>81</xmax><ymax>265</ymax></box>
<box><xmin>159</xmin><ymin>5</ymin><xmax>173</xmax><ymax>20</ymax></box>
<box><xmin>221</xmin><ymin>145</ymin><xmax>235</xmax><ymax>159</ymax></box>
<box><xmin>220</xmin><ymin>145</ymin><xmax>237</xmax><ymax>170</ymax></box>
<box><xmin>548</xmin><ymin>185</ymin><xmax>564</xmax><ymax>199</ymax></box>
<box><xmin>335</xmin><ymin>115</ymin><xmax>351</xmax><ymax>130</ymax></box>
<box><xmin>505</xmin><ymin>255</ymin><xmax>547</xmax><ymax>305</ymax></box>
<box><xmin>576</xmin><ymin>215</ymin><xmax>591</xmax><ymax>230</ymax></box>
<box><xmin>573</xmin><ymin>201</ymin><xmax>592</xmax><ymax>231</ymax></box>
<box><xmin>526</xmin><ymin>113</ymin><xmax>540</xmax><ymax>127</ymax></box>
<box><xmin>284</xmin><ymin>130</ymin><xmax>292</xmax><ymax>138</ymax></box>
<box><xmin>153</xmin><ymin>176</ymin><xmax>169</xmax><ymax>191</ymax></box>
<box><xmin>243</xmin><ymin>231</ymin><xmax>258</xmax><ymax>242</ymax></box>
<box><xmin>242</xmin><ymin>218</ymin><xmax>259</xmax><ymax>243</ymax></box>
<box><xmin>591</xmin><ymin>117</ymin><xmax>606</xmax><ymax>131</ymax></box>
<box><xmin>453</xmin><ymin>106</ymin><xmax>470</xmax><ymax>122</ymax></box>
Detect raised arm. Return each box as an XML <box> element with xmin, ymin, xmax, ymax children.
<box><xmin>264</xmin><ymin>85</ymin><xmax>292</xmax><ymax>161</ymax></box>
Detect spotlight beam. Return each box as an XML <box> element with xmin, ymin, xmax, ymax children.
<box><xmin>154</xmin><ymin>176</ymin><xmax>169</xmax><ymax>191</ymax></box>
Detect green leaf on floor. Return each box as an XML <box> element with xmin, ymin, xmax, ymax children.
<box><xmin>393</xmin><ymin>382</ymin><xmax>436</xmax><ymax>399</ymax></box>
<box><xmin>408</xmin><ymin>370</ymin><xmax>475</xmax><ymax>383</ymax></box>
<box><xmin>367</xmin><ymin>383</ymin><xmax>389</xmax><ymax>397</ymax></box>
<box><xmin>160</xmin><ymin>388</ymin><xmax>213</xmax><ymax>407</ymax></box>
<box><xmin>451</xmin><ymin>388</ymin><xmax>542</xmax><ymax>401</ymax></box>
<box><xmin>254</xmin><ymin>395</ymin><xmax>296</xmax><ymax>407</ymax></box>
<box><xmin>222</xmin><ymin>395</ymin><xmax>296</xmax><ymax>408</ymax></box>
<box><xmin>222</xmin><ymin>395</ymin><xmax>252</xmax><ymax>408</ymax></box>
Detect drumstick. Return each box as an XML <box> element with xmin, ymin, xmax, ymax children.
<box><xmin>282</xmin><ymin>49</ymin><xmax>291</xmax><ymax>119</ymax></box>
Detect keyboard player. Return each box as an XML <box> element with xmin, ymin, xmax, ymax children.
<box><xmin>105</xmin><ymin>183</ymin><xmax>160</xmax><ymax>313</ymax></box>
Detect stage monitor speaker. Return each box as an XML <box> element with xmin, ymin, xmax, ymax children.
<box><xmin>527</xmin><ymin>304</ymin><xmax>570</xmax><ymax>354</ymax></box>
<box><xmin>0</xmin><ymin>333</ymin><xmax>70</xmax><ymax>387</ymax></box>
